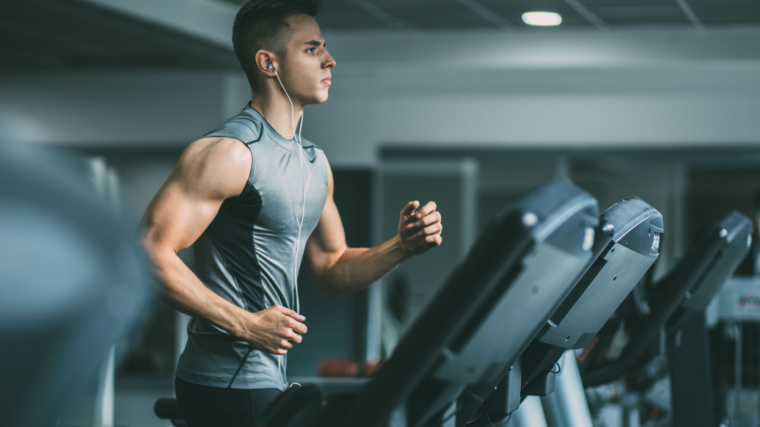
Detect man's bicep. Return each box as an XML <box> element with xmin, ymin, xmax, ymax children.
<box><xmin>305</xmin><ymin>196</ymin><xmax>348</xmax><ymax>273</ymax></box>
<box><xmin>142</xmin><ymin>138</ymin><xmax>249</xmax><ymax>254</ymax></box>
<box><xmin>142</xmin><ymin>177</ymin><xmax>224</xmax><ymax>253</ymax></box>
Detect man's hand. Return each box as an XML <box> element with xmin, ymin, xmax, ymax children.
<box><xmin>245</xmin><ymin>305</ymin><xmax>307</xmax><ymax>355</ymax></box>
<box><xmin>398</xmin><ymin>201</ymin><xmax>443</xmax><ymax>256</ymax></box>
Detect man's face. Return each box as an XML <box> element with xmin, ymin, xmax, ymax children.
<box><xmin>277</xmin><ymin>14</ymin><xmax>335</xmax><ymax>105</ymax></box>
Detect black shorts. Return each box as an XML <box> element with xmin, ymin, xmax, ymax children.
<box><xmin>175</xmin><ymin>377</ymin><xmax>281</xmax><ymax>427</ymax></box>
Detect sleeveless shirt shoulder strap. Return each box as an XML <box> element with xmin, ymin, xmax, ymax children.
<box><xmin>203</xmin><ymin>108</ymin><xmax>264</xmax><ymax>145</ymax></box>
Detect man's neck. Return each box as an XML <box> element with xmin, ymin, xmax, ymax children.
<box><xmin>249</xmin><ymin>89</ymin><xmax>304</xmax><ymax>141</ymax></box>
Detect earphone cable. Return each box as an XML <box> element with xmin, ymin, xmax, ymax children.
<box><xmin>273</xmin><ymin>68</ymin><xmax>311</xmax><ymax>388</ymax></box>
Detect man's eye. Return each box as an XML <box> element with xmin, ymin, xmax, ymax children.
<box><xmin>307</xmin><ymin>48</ymin><xmax>316</xmax><ymax>53</ymax></box>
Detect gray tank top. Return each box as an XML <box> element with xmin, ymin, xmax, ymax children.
<box><xmin>176</xmin><ymin>104</ymin><xmax>328</xmax><ymax>389</ymax></box>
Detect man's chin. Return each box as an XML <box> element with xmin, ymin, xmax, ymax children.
<box><xmin>305</xmin><ymin>94</ymin><xmax>329</xmax><ymax>105</ymax></box>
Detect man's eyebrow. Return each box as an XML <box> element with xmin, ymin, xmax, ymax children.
<box><xmin>304</xmin><ymin>40</ymin><xmax>326</xmax><ymax>47</ymax></box>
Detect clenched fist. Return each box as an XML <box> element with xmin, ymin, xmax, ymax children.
<box><xmin>398</xmin><ymin>200</ymin><xmax>443</xmax><ymax>256</ymax></box>
<box><xmin>243</xmin><ymin>305</ymin><xmax>307</xmax><ymax>355</ymax></box>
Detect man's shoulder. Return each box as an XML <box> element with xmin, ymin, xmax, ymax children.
<box><xmin>192</xmin><ymin>137</ymin><xmax>250</xmax><ymax>162</ymax></box>
<box><xmin>181</xmin><ymin>137</ymin><xmax>250</xmax><ymax>176</ymax></box>
<box><xmin>172</xmin><ymin>137</ymin><xmax>251</xmax><ymax>199</ymax></box>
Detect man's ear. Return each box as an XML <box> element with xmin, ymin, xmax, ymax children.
<box><xmin>255</xmin><ymin>50</ymin><xmax>277</xmax><ymax>76</ymax></box>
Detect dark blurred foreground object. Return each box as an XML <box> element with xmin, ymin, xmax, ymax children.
<box><xmin>0</xmin><ymin>143</ymin><xmax>151</xmax><ymax>427</ymax></box>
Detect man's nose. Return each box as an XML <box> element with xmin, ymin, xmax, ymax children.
<box><xmin>324</xmin><ymin>52</ymin><xmax>336</xmax><ymax>69</ymax></box>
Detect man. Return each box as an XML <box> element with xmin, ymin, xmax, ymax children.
<box><xmin>140</xmin><ymin>0</ymin><xmax>443</xmax><ymax>425</ymax></box>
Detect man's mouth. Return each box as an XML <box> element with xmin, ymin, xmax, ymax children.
<box><xmin>321</xmin><ymin>78</ymin><xmax>332</xmax><ymax>86</ymax></box>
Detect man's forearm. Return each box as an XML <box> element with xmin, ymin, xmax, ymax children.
<box><xmin>149</xmin><ymin>247</ymin><xmax>308</xmax><ymax>355</ymax></box>
<box><xmin>150</xmin><ymin>248</ymin><xmax>250</xmax><ymax>338</ymax></box>
<box><xmin>320</xmin><ymin>234</ymin><xmax>413</xmax><ymax>296</ymax></box>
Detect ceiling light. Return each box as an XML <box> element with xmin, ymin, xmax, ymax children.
<box><xmin>522</xmin><ymin>11</ymin><xmax>562</xmax><ymax>26</ymax></box>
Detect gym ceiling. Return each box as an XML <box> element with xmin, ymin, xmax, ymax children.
<box><xmin>3</xmin><ymin>0</ymin><xmax>760</xmax><ymax>74</ymax></box>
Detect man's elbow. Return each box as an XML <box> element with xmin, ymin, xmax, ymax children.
<box><xmin>140</xmin><ymin>236</ymin><xmax>175</xmax><ymax>282</ymax></box>
<box><xmin>139</xmin><ymin>226</ymin><xmax>160</xmax><ymax>257</ymax></box>
<box><xmin>140</xmin><ymin>228</ymin><xmax>175</xmax><ymax>263</ymax></box>
<box><xmin>309</xmin><ymin>251</ymin><xmax>349</xmax><ymax>297</ymax></box>
<box><xmin>313</xmin><ymin>276</ymin><xmax>344</xmax><ymax>297</ymax></box>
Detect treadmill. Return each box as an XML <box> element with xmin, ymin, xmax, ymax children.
<box><xmin>581</xmin><ymin>211</ymin><xmax>753</xmax><ymax>427</ymax></box>
<box><xmin>255</xmin><ymin>179</ymin><xmax>600</xmax><ymax>427</ymax></box>
<box><xmin>462</xmin><ymin>197</ymin><xmax>663</xmax><ymax>426</ymax></box>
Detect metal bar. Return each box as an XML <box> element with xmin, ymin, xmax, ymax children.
<box><xmin>735</xmin><ymin>322</ymin><xmax>742</xmax><ymax>421</ymax></box>
<box><xmin>562</xmin><ymin>0</ymin><xmax>609</xmax><ymax>31</ymax></box>
<box><xmin>368</xmin><ymin>165</ymin><xmax>384</xmax><ymax>362</ymax></box>
<box><xmin>674</xmin><ymin>0</ymin><xmax>705</xmax><ymax>30</ymax></box>
<box><xmin>76</xmin><ymin>0</ymin><xmax>237</xmax><ymax>49</ymax></box>
<box><xmin>90</xmin><ymin>156</ymin><xmax>115</xmax><ymax>427</ymax></box>
<box><xmin>93</xmin><ymin>347</ymin><xmax>115</xmax><ymax>427</ymax></box>
<box><xmin>454</xmin><ymin>0</ymin><xmax>513</xmax><ymax>31</ymax></box>
<box><xmin>513</xmin><ymin>396</ymin><xmax>548</xmax><ymax>427</ymax></box>
<box><xmin>541</xmin><ymin>351</ymin><xmax>594</xmax><ymax>427</ymax></box>
<box><xmin>346</xmin><ymin>0</ymin><xmax>411</xmax><ymax>31</ymax></box>
<box><xmin>460</xmin><ymin>159</ymin><xmax>479</xmax><ymax>255</ymax></box>
<box><xmin>31</xmin><ymin>0</ymin><xmax>236</xmax><ymax>67</ymax></box>
<box><xmin>0</xmin><ymin>19</ymin><xmax>108</xmax><ymax>57</ymax></box>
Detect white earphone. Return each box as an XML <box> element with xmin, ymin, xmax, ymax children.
<box><xmin>270</xmin><ymin>62</ymin><xmax>311</xmax><ymax>386</ymax></box>
<box><xmin>268</xmin><ymin>62</ymin><xmax>310</xmax><ymax>315</ymax></box>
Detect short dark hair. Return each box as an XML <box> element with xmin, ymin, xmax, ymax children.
<box><xmin>232</xmin><ymin>0</ymin><xmax>322</xmax><ymax>90</ymax></box>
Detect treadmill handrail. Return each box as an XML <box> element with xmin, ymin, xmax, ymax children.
<box><xmin>335</xmin><ymin>179</ymin><xmax>598</xmax><ymax>427</ymax></box>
